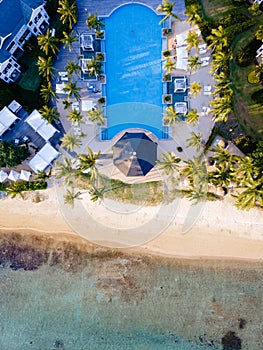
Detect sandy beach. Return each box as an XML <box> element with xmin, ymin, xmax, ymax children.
<box><xmin>0</xmin><ymin>186</ymin><xmax>262</xmax><ymax>261</ymax></box>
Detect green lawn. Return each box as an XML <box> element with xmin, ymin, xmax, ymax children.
<box><xmin>199</xmin><ymin>0</ymin><xmax>263</xmax><ymax>140</ymax></box>
<box><xmin>230</xmin><ymin>23</ymin><xmax>263</xmax><ymax>139</ymax></box>
<box><xmin>200</xmin><ymin>0</ymin><xmax>236</xmax><ymax>20</ymax></box>
<box><xmin>18</xmin><ymin>59</ymin><xmax>41</xmax><ymax>92</ymax></box>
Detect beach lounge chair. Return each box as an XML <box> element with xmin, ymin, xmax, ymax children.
<box><xmin>203</xmin><ymin>86</ymin><xmax>212</xmax><ymax>96</ymax></box>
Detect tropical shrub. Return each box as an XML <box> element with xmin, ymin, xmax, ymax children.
<box><xmin>98</xmin><ymin>97</ymin><xmax>105</xmax><ymax>104</ymax></box>
<box><xmin>236</xmin><ymin>39</ymin><xmax>262</xmax><ymax>67</ymax></box>
<box><xmin>163</xmin><ymin>50</ymin><xmax>171</xmax><ymax>57</ymax></box>
<box><xmin>236</xmin><ymin>48</ymin><xmax>254</xmax><ymax>67</ymax></box>
<box><xmin>0</xmin><ymin>141</ymin><xmax>30</xmax><ymax>168</ymax></box>
<box><xmin>247</xmin><ymin>71</ymin><xmax>260</xmax><ymax>84</ymax></box>
<box><xmin>218</xmin><ymin>13</ymin><xmax>251</xmax><ymax>28</ymax></box>
<box><xmin>251</xmin><ymin>89</ymin><xmax>263</xmax><ymax>105</ymax></box>
<box><xmin>96</xmin><ymin>53</ymin><xmax>105</xmax><ymax>61</ymax></box>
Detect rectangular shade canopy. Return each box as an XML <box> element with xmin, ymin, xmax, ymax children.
<box><xmin>0</xmin><ymin>106</ymin><xmax>18</xmax><ymax>136</ymax></box>
<box><xmin>176</xmin><ymin>47</ymin><xmax>188</xmax><ymax>71</ymax></box>
<box><xmin>28</xmin><ymin>143</ymin><xmax>60</xmax><ymax>173</ymax></box>
<box><xmin>26</xmin><ymin>109</ymin><xmax>57</xmax><ymax>141</ymax></box>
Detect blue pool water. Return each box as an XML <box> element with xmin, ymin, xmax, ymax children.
<box><xmin>103</xmin><ymin>3</ymin><xmax>165</xmax><ymax>139</ymax></box>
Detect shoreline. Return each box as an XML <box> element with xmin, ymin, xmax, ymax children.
<box><xmin>0</xmin><ymin>187</ymin><xmax>262</xmax><ymax>263</ymax></box>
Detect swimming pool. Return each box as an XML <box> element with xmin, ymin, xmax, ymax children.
<box><xmin>102</xmin><ymin>3</ymin><xmax>166</xmax><ymax>140</ymax></box>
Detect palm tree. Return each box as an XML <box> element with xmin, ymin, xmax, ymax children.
<box><xmin>180</xmin><ymin>156</ymin><xmax>207</xmax><ymax>186</ymax></box>
<box><xmin>185</xmin><ymin>184</ymin><xmax>217</xmax><ymax>204</ymax></box>
<box><xmin>37</xmin><ymin>56</ymin><xmax>55</xmax><ymax>80</ymax></box>
<box><xmin>163</xmin><ymin>58</ymin><xmax>176</xmax><ymax>74</ymax></box>
<box><xmin>255</xmin><ymin>25</ymin><xmax>263</xmax><ymax>41</ymax></box>
<box><xmin>210</xmin><ymin>145</ymin><xmax>235</xmax><ymax>172</ymax></box>
<box><xmin>186</xmin><ymin>132</ymin><xmax>203</xmax><ymax>152</ymax></box>
<box><xmin>39</xmin><ymin>105</ymin><xmax>60</xmax><ymax>124</ymax></box>
<box><xmin>184</xmin><ymin>4</ymin><xmax>202</xmax><ymax>25</ymax></box>
<box><xmin>156</xmin><ymin>151</ymin><xmax>181</xmax><ymax>176</ymax></box>
<box><xmin>248</xmin><ymin>2</ymin><xmax>261</xmax><ymax>16</ymax></box>
<box><xmin>207</xmin><ymin>25</ymin><xmax>228</xmax><ymax>51</ymax></box>
<box><xmin>213</xmin><ymin>72</ymin><xmax>231</xmax><ymax>95</ymax></box>
<box><xmin>233</xmin><ymin>178</ymin><xmax>263</xmax><ymax>210</ymax></box>
<box><xmin>185</xmin><ymin>31</ymin><xmax>201</xmax><ymax>51</ymax></box>
<box><xmin>87</xmin><ymin>106</ymin><xmax>105</xmax><ymax>125</ymax></box>
<box><xmin>65</xmin><ymin>61</ymin><xmax>81</xmax><ymax>77</ymax></box>
<box><xmin>186</xmin><ymin>109</ymin><xmax>199</xmax><ymax>126</ymax></box>
<box><xmin>210</xmin><ymin>95</ymin><xmax>232</xmax><ymax>123</ymax></box>
<box><xmin>35</xmin><ymin>169</ymin><xmax>52</xmax><ymax>181</ymax></box>
<box><xmin>208</xmin><ymin>166</ymin><xmax>234</xmax><ymax>189</ymax></box>
<box><xmin>40</xmin><ymin>82</ymin><xmax>58</xmax><ymax>103</ymax></box>
<box><xmin>63</xmin><ymin>81</ymin><xmax>81</xmax><ymax>100</ymax></box>
<box><xmin>61</xmin><ymin>31</ymin><xmax>77</xmax><ymax>51</ymax></box>
<box><xmin>254</xmin><ymin>64</ymin><xmax>263</xmax><ymax>79</ymax></box>
<box><xmin>163</xmin><ymin>105</ymin><xmax>181</xmax><ymax>125</ymax></box>
<box><xmin>210</xmin><ymin>49</ymin><xmax>232</xmax><ymax>73</ymax></box>
<box><xmin>88</xmin><ymin>185</ymin><xmax>105</xmax><ymax>202</ymax></box>
<box><xmin>232</xmin><ymin>156</ymin><xmax>257</xmax><ymax>185</ymax></box>
<box><xmin>77</xmin><ymin>147</ymin><xmax>101</xmax><ymax>182</ymax></box>
<box><xmin>55</xmin><ymin>157</ymin><xmax>77</xmax><ymax>186</ymax></box>
<box><xmin>6</xmin><ymin>181</ymin><xmax>25</xmax><ymax>199</ymax></box>
<box><xmin>67</xmin><ymin>109</ymin><xmax>83</xmax><ymax>126</ymax></box>
<box><xmin>189</xmin><ymin>81</ymin><xmax>202</xmax><ymax>98</ymax></box>
<box><xmin>57</xmin><ymin>0</ymin><xmax>78</xmax><ymax>29</ymax></box>
<box><xmin>212</xmin><ymin>86</ymin><xmax>233</xmax><ymax>98</ymax></box>
<box><xmin>61</xmin><ymin>132</ymin><xmax>82</xmax><ymax>152</ymax></box>
<box><xmin>37</xmin><ymin>29</ymin><xmax>59</xmax><ymax>56</ymax></box>
<box><xmin>64</xmin><ymin>187</ymin><xmax>82</xmax><ymax>208</ymax></box>
<box><xmin>87</xmin><ymin>56</ymin><xmax>102</xmax><ymax>77</ymax></box>
<box><xmin>156</xmin><ymin>0</ymin><xmax>181</xmax><ymax>24</ymax></box>
<box><xmin>187</xmin><ymin>55</ymin><xmax>201</xmax><ymax>73</ymax></box>
<box><xmin>86</xmin><ymin>12</ymin><xmax>104</xmax><ymax>30</ymax></box>
<box><xmin>62</xmin><ymin>99</ymin><xmax>72</xmax><ymax>109</ymax></box>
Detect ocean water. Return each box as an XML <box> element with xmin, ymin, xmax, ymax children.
<box><xmin>0</xmin><ymin>236</ymin><xmax>263</xmax><ymax>350</ymax></box>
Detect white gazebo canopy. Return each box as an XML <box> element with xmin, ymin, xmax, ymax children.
<box><xmin>28</xmin><ymin>143</ymin><xmax>60</xmax><ymax>173</ymax></box>
<box><xmin>0</xmin><ymin>106</ymin><xmax>18</xmax><ymax>136</ymax></box>
<box><xmin>0</xmin><ymin>170</ymin><xmax>8</xmax><ymax>183</ymax></box>
<box><xmin>8</xmin><ymin>170</ymin><xmax>20</xmax><ymax>181</ymax></box>
<box><xmin>19</xmin><ymin>169</ymin><xmax>32</xmax><ymax>181</ymax></box>
<box><xmin>26</xmin><ymin>109</ymin><xmax>58</xmax><ymax>141</ymax></box>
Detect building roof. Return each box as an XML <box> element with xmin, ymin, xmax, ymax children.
<box><xmin>113</xmin><ymin>132</ymin><xmax>157</xmax><ymax>176</ymax></box>
<box><xmin>28</xmin><ymin>143</ymin><xmax>60</xmax><ymax>173</ymax></box>
<box><xmin>0</xmin><ymin>0</ymin><xmax>45</xmax><ymax>51</ymax></box>
<box><xmin>26</xmin><ymin>109</ymin><xmax>58</xmax><ymax>141</ymax></box>
<box><xmin>0</xmin><ymin>106</ymin><xmax>18</xmax><ymax>135</ymax></box>
<box><xmin>0</xmin><ymin>49</ymin><xmax>11</xmax><ymax>64</ymax></box>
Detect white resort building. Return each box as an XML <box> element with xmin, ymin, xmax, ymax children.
<box><xmin>0</xmin><ymin>0</ymin><xmax>49</xmax><ymax>83</ymax></box>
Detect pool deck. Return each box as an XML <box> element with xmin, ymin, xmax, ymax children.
<box><xmin>55</xmin><ymin>1</ymin><xmax>216</xmax><ymax>182</ymax></box>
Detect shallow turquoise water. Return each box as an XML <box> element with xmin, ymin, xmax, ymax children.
<box><xmin>0</xmin><ymin>251</ymin><xmax>263</xmax><ymax>350</ymax></box>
